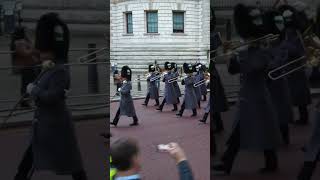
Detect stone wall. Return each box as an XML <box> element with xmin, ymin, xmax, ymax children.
<box><xmin>111</xmin><ymin>0</ymin><xmax>210</xmax><ymax>71</ymax></box>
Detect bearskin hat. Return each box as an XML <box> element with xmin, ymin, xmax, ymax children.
<box><xmin>171</xmin><ymin>62</ymin><xmax>178</xmax><ymax>72</ymax></box>
<box><xmin>164</xmin><ymin>61</ymin><xmax>172</xmax><ymax>70</ymax></box>
<box><xmin>121</xmin><ymin>66</ymin><xmax>132</xmax><ymax>81</ymax></box>
<box><xmin>148</xmin><ymin>64</ymin><xmax>155</xmax><ymax>72</ymax></box>
<box><xmin>35</xmin><ymin>12</ymin><xmax>70</xmax><ymax>63</ymax></box>
<box><xmin>263</xmin><ymin>10</ymin><xmax>285</xmax><ymax>35</ymax></box>
<box><xmin>278</xmin><ymin>5</ymin><xmax>308</xmax><ymax>32</ymax></box>
<box><xmin>234</xmin><ymin>4</ymin><xmax>265</xmax><ymax>39</ymax></box>
<box><xmin>183</xmin><ymin>63</ymin><xmax>193</xmax><ymax>74</ymax></box>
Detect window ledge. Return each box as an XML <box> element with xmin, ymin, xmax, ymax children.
<box><xmin>144</xmin><ymin>33</ymin><xmax>160</xmax><ymax>36</ymax></box>
<box><xmin>122</xmin><ymin>33</ymin><xmax>134</xmax><ymax>36</ymax></box>
<box><xmin>172</xmin><ymin>33</ymin><xmax>187</xmax><ymax>36</ymax></box>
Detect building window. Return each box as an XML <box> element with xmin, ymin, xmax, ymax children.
<box><xmin>125</xmin><ymin>12</ymin><xmax>133</xmax><ymax>34</ymax></box>
<box><xmin>146</xmin><ymin>11</ymin><xmax>158</xmax><ymax>33</ymax></box>
<box><xmin>173</xmin><ymin>11</ymin><xmax>184</xmax><ymax>33</ymax></box>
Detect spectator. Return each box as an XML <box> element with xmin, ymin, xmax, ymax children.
<box><xmin>110</xmin><ymin>138</ymin><xmax>194</xmax><ymax>180</ymax></box>
<box><xmin>2</xmin><ymin>0</ymin><xmax>16</xmax><ymax>35</ymax></box>
<box><xmin>10</xmin><ymin>26</ymin><xmax>39</xmax><ymax>107</ymax></box>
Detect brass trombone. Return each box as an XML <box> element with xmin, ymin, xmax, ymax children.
<box><xmin>168</xmin><ymin>76</ymin><xmax>179</xmax><ymax>83</ymax></box>
<box><xmin>193</xmin><ymin>79</ymin><xmax>207</xmax><ymax>88</ymax></box>
<box><xmin>268</xmin><ymin>56</ymin><xmax>306</xmax><ymax>80</ymax></box>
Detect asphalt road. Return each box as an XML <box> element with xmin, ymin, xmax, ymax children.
<box><xmin>0</xmin><ymin>119</ymin><xmax>107</xmax><ymax>180</ymax></box>
<box><xmin>110</xmin><ymin>99</ymin><xmax>210</xmax><ymax>180</ymax></box>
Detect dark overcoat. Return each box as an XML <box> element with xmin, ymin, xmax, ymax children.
<box><xmin>163</xmin><ymin>72</ymin><xmax>178</xmax><ymax>104</ymax></box>
<box><xmin>284</xmin><ymin>28</ymin><xmax>311</xmax><ymax>106</ymax></box>
<box><xmin>182</xmin><ymin>76</ymin><xmax>197</xmax><ymax>110</ymax></box>
<box><xmin>266</xmin><ymin>43</ymin><xmax>294</xmax><ymax>126</ymax></box>
<box><xmin>228</xmin><ymin>47</ymin><xmax>282</xmax><ymax>150</ymax></box>
<box><xmin>304</xmin><ymin>108</ymin><xmax>320</xmax><ymax>161</ymax></box>
<box><xmin>119</xmin><ymin>81</ymin><xmax>136</xmax><ymax>117</ymax></box>
<box><xmin>172</xmin><ymin>72</ymin><xmax>182</xmax><ymax>97</ymax></box>
<box><xmin>194</xmin><ymin>73</ymin><xmax>202</xmax><ymax>101</ymax></box>
<box><xmin>30</xmin><ymin>65</ymin><xmax>83</xmax><ymax>174</ymax></box>
<box><xmin>147</xmin><ymin>72</ymin><xmax>159</xmax><ymax>99</ymax></box>
<box><xmin>211</xmin><ymin>63</ymin><xmax>228</xmax><ymax>113</ymax></box>
<box><xmin>198</xmin><ymin>71</ymin><xmax>207</xmax><ymax>96</ymax></box>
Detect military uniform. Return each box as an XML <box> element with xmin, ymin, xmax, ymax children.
<box><xmin>213</xmin><ymin>5</ymin><xmax>281</xmax><ymax>174</ymax></box>
<box><xmin>143</xmin><ymin>65</ymin><xmax>160</xmax><ymax>106</ymax></box>
<box><xmin>157</xmin><ymin>62</ymin><xmax>178</xmax><ymax>111</ymax></box>
<box><xmin>176</xmin><ymin>63</ymin><xmax>197</xmax><ymax>117</ymax></box>
<box><xmin>111</xmin><ymin>66</ymin><xmax>139</xmax><ymax>126</ymax></box>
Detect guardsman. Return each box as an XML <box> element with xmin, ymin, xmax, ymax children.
<box><xmin>278</xmin><ymin>5</ymin><xmax>311</xmax><ymax>125</ymax></box>
<box><xmin>14</xmin><ymin>13</ymin><xmax>87</xmax><ymax>180</ymax></box>
<box><xmin>171</xmin><ymin>62</ymin><xmax>182</xmax><ymax>103</ymax></box>
<box><xmin>193</xmin><ymin>64</ymin><xmax>202</xmax><ymax>108</ymax></box>
<box><xmin>111</xmin><ymin>66</ymin><xmax>139</xmax><ymax>127</ymax></box>
<box><xmin>213</xmin><ymin>4</ymin><xmax>282</xmax><ymax>174</ymax></box>
<box><xmin>142</xmin><ymin>64</ymin><xmax>160</xmax><ymax>106</ymax></box>
<box><xmin>157</xmin><ymin>62</ymin><xmax>178</xmax><ymax>112</ymax></box>
<box><xmin>263</xmin><ymin>9</ymin><xmax>294</xmax><ymax>145</ymax></box>
<box><xmin>176</xmin><ymin>63</ymin><xmax>197</xmax><ymax>117</ymax></box>
<box><xmin>198</xmin><ymin>64</ymin><xmax>208</xmax><ymax>101</ymax></box>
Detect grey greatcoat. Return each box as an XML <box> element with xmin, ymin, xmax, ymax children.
<box><xmin>228</xmin><ymin>47</ymin><xmax>282</xmax><ymax>150</ymax></box>
<box><xmin>30</xmin><ymin>65</ymin><xmax>83</xmax><ymax>174</ymax></box>
<box><xmin>304</xmin><ymin>108</ymin><xmax>320</xmax><ymax>161</ymax></box>
<box><xmin>119</xmin><ymin>81</ymin><xmax>136</xmax><ymax>117</ymax></box>
<box><xmin>172</xmin><ymin>72</ymin><xmax>182</xmax><ymax>97</ymax></box>
<box><xmin>194</xmin><ymin>73</ymin><xmax>202</xmax><ymax>101</ymax></box>
<box><xmin>284</xmin><ymin>28</ymin><xmax>311</xmax><ymax>106</ymax></box>
<box><xmin>163</xmin><ymin>72</ymin><xmax>178</xmax><ymax>104</ymax></box>
<box><xmin>147</xmin><ymin>72</ymin><xmax>159</xmax><ymax>99</ymax></box>
<box><xmin>182</xmin><ymin>76</ymin><xmax>198</xmax><ymax>110</ymax></box>
<box><xmin>266</xmin><ymin>43</ymin><xmax>294</xmax><ymax>127</ymax></box>
<box><xmin>199</xmin><ymin>71</ymin><xmax>207</xmax><ymax>96</ymax></box>
<box><xmin>205</xmin><ymin>97</ymin><xmax>210</xmax><ymax>113</ymax></box>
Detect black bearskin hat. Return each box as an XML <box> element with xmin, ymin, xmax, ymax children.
<box><xmin>278</xmin><ymin>5</ymin><xmax>307</xmax><ymax>32</ymax></box>
<box><xmin>171</xmin><ymin>62</ymin><xmax>178</xmax><ymax>72</ymax></box>
<box><xmin>121</xmin><ymin>66</ymin><xmax>132</xmax><ymax>81</ymax></box>
<box><xmin>234</xmin><ymin>4</ymin><xmax>265</xmax><ymax>39</ymax></box>
<box><xmin>263</xmin><ymin>10</ymin><xmax>285</xmax><ymax>35</ymax></box>
<box><xmin>148</xmin><ymin>64</ymin><xmax>155</xmax><ymax>72</ymax></box>
<box><xmin>35</xmin><ymin>12</ymin><xmax>70</xmax><ymax>63</ymax></box>
<box><xmin>164</xmin><ymin>61</ymin><xmax>172</xmax><ymax>70</ymax></box>
<box><xmin>183</xmin><ymin>63</ymin><xmax>193</xmax><ymax>74</ymax></box>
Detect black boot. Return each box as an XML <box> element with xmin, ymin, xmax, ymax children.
<box><xmin>191</xmin><ymin>109</ymin><xmax>197</xmax><ymax>117</ymax></box>
<box><xmin>157</xmin><ymin>100</ymin><xmax>165</xmax><ymax>111</ymax></box>
<box><xmin>202</xmin><ymin>95</ymin><xmax>207</xmax><ymax>101</ymax></box>
<box><xmin>15</xmin><ymin>146</ymin><xmax>34</xmax><ymax>180</ymax></box>
<box><xmin>260</xmin><ymin>150</ymin><xmax>278</xmax><ymax>173</ymax></box>
<box><xmin>297</xmin><ymin>161</ymin><xmax>317</xmax><ymax>180</ymax></box>
<box><xmin>198</xmin><ymin>101</ymin><xmax>201</xmax><ymax>108</ymax></box>
<box><xmin>154</xmin><ymin>99</ymin><xmax>160</xmax><ymax>106</ymax></box>
<box><xmin>130</xmin><ymin>116</ymin><xmax>139</xmax><ymax>126</ymax></box>
<box><xmin>172</xmin><ymin>104</ymin><xmax>178</xmax><ymax>111</ymax></box>
<box><xmin>199</xmin><ymin>113</ymin><xmax>209</xmax><ymax>123</ymax></box>
<box><xmin>295</xmin><ymin>106</ymin><xmax>309</xmax><ymax>125</ymax></box>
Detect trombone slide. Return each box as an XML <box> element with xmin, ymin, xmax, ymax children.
<box><xmin>268</xmin><ymin>56</ymin><xmax>306</xmax><ymax>80</ymax></box>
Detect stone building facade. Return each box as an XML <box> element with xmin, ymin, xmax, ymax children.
<box><xmin>111</xmin><ymin>0</ymin><xmax>210</xmax><ymax>71</ymax></box>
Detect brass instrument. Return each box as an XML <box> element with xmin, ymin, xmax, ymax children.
<box><xmin>210</xmin><ymin>34</ymin><xmax>280</xmax><ymax>60</ymax></box>
<box><xmin>268</xmin><ymin>28</ymin><xmax>320</xmax><ymax>80</ymax></box>
<box><xmin>193</xmin><ymin>79</ymin><xmax>206</xmax><ymax>87</ymax></box>
<box><xmin>168</xmin><ymin>76</ymin><xmax>179</xmax><ymax>83</ymax></box>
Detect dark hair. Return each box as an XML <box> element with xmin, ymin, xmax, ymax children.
<box><xmin>110</xmin><ymin>138</ymin><xmax>139</xmax><ymax>171</ymax></box>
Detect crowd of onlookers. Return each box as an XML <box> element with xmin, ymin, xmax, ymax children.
<box><xmin>0</xmin><ymin>0</ymin><xmax>23</xmax><ymax>36</ymax></box>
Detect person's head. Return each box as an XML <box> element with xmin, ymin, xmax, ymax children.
<box><xmin>278</xmin><ymin>5</ymin><xmax>306</xmax><ymax>31</ymax></box>
<box><xmin>233</xmin><ymin>4</ymin><xmax>265</xmax><ymax>39</ymax></box>
<box><xmin>110</xmin><ymin>138</ymin><xmax>141</xmax><ymax>172</ymax></box>
<box><xmin>35</xmin><ymin>12</ymin><xmax>70</xmax><ymax>63</ymax></box>
<box><xmin>183</xmin><ymin>63</ymin><xmax>193</xmax><ymax>75</ymax></box>
<box><xmin>263</xmin><ymin>10</ymin><xmax>285</xmax><ymax>35</ymax></box>
<box><xmin>121</xmin><ymin>66</ymin><xmax>132</xmax><ymax>81</ymax></box>
<box><xmin>149</xmin><ymin>64</ymin><xmax>155</xmax><ymax>72</ymax></box>
<box><xmin>164</xmin><ymin>61</ymin><xmax>172</xmax><ymax>71</ymax></box>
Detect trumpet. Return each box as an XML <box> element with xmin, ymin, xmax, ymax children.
<box><xmin>193</xmin><ymin>79</ymin><xmax>206</xmax><ymax>87</ymax></box>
